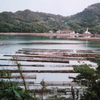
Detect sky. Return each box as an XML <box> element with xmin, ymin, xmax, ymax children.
<box><xmin>0</xmin><ymin>0</ymin><xmax>100</xmax><ymax>16</ymax></box>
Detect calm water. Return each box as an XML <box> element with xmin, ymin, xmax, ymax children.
<box><xmin>0</xmin><ymin>35</ymin><xmax>100</xmax><ymax>85</ymax></box>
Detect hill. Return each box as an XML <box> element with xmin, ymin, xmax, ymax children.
<box><xmin>0</xmin><ymin>3</ymin><xmax>100</xmax><ymax>33</ymax></box>
<box><xmin>65</xmin><ymin>3</ymin><xmax>100</xmax><ymax>33</ymax></box>
<box><xmin>0</xmin><ymin>9</ymin><xmax>66</xmax><ymax>33</ymax></box>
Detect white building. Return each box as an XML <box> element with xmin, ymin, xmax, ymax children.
<box><xmin>56</xmin><ymin>30</ymin><xmax>61</xmax><ymax>33</ymax></box>
<box><xmin>49</xmin><ymin>30</ymin><xmax>53</xmax><ymax>33</ymax></box>
<box><xmin>84</xmin><ymin>28</ymin><xmax>91</xmax><ymax>38</ymax></box>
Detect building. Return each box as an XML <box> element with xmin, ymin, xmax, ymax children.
<box><xmin>49</xmin><ymin>30</ymin><xmax>53</xmax><ymax>33</ymax></box>
<box><xmin>84</xmin><ymin>28</ymin><xmax>91</xmax><ymax>38</ymax></box>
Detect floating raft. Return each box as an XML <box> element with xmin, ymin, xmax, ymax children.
<box><xmin>3</xmin><ymin>53</ymin><xmax>100</xmax><ymax>62</ymax></box>
<box><xmin>30</xmin><ymin>42</ymin><xmax>80</xmax><ymax>45</ymax></box>
<box><xmin>15</xmin><ymin>48</ymin><xmax>100</xmax><ymax>58</ymax></box>
<box><xmin>76</xmin><ymin>50</ymin><xmax>94</xmax><ymax>53</ymax></box>
<box><xmin>17</xmin><ymin>81</ymin><xmax>77</xmax><ymax>86</ymax></box>
<box><xmin>44</xmin><ymin>81</ymin><xmax>76</xmax><ymax>86</ymax></box>
<box><xmin>16</xmin><ymin>49</ymin><xmax>73</xmax><ymax>54</ymax></box>
<box><xmin>0</xmin><ymin>58</ymin><xmax>69</xmax><ymax>63</ymax></box>
<box><xmin>62</xmin><ymin>53</ymin><xmax>100</xmax><ymax>57</ymax></box>
<box><xmin>20</xmin><ymin>48</ymin><xmax>94</xmax><ymax>54</ymax></box>
<box><xmin>0</xmin><ymin>64</ymin><xmax>44</xmax><ymax>67</ymax></box>
<box><xmin>22</xmin><ymin>48</ymin><xmax>73</xmax><ymax>52</ymax></box>
<box><xmin>0</xmin><ymin>64</ymin><xmax>97</xmax><ymax>67</ymax></box>
<box><xmin>2</xmin><ymin>70</ymin><xmax>75</xmax><ymax>73</ymax></box>
<box><xmin>4</xmin><ymin>54</ymin><xmax>96</xmax><ymax>60</ymax></box>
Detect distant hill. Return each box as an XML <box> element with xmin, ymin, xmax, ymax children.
<box><xmin>0</xmin><ymin>3</ymin><xmax>100</xmax><ymax>34</ymax></box>
<box><xmin>65</xmin><ymin>3</ymin><xmax>100</xmax><ymax>33</ymax></box>
<box><xmin>0</xmin><ymin>9</ymin><xmax>66</xmax><ymax>33</ymax></box>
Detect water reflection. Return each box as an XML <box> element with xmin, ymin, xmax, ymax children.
<box><xmin>0</xmin><ymin>35</ymin><xmax>100</xmax><ymax>84</ymax></box>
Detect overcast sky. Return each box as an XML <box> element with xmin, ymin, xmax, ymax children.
<box><xmin>0</xmin><ymin>0</ymin><xmax>100</xmax><ymax>16</ymax></box>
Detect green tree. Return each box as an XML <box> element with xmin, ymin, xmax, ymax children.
<box><xmin>69</xmin><ymin>64</ymin><xmax>100</xmax><ymax>100</ymax></box>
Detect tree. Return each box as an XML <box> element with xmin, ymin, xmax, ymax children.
<box><xmin>40</xmin><ymin>79</ymin><xmax>47</xmax><ymax>100</ymax></box>
<box><xmin>69</xmin><ymin>64</ymin><xmax>100</xmax><ymax>100</ymax></box>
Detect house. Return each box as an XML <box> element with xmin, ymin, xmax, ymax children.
<box><xmin>49</xmin><ymin>30</ymin><xmax>53</xmax><ymax>33</ymax></box>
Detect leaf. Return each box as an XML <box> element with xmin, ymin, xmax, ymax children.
<box><xmin>13</xmin><ymin>89</ymin><xmax>22</xmax><ymax>99</ymax></box>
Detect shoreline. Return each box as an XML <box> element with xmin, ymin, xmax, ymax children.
<box><xmin>0</xmin><ymin>32</ymin><xmax>100</xmax><ymax>41</ymax></box>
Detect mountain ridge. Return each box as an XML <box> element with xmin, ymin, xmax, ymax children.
<box><xmin>0</xmin><ymin>3</ymin><xmax>100</xmax><ymax>33</ymax></box>
<box><xmin>66</xmin><ymin>3</ymin><xmax>100</xmax><ymax>33</ymax></box>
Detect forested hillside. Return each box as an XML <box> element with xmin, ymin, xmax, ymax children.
<box><xmin>0</xmin><ymin>9</ymin><xmax>66</xmax><ymax>33</ymax></box>
<box><xmin>66</xmin><ymin>3</ymin><xmax>100</xmax><ymax>34</ymax></box>
<box><xmin>0</xmin><ymin>3</ymin><xmax>100</xmax><ymax>34</ymax></box>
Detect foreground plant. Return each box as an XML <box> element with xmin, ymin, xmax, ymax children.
<box><xmin>69</xmin><ymin>64</ymin><xmax>100</xmax><ymax>100</ymax></box>
<box><xmin>0</xmin><ymin>81</ymin><xmax>35</xmax><ymax>100</ymax></box>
